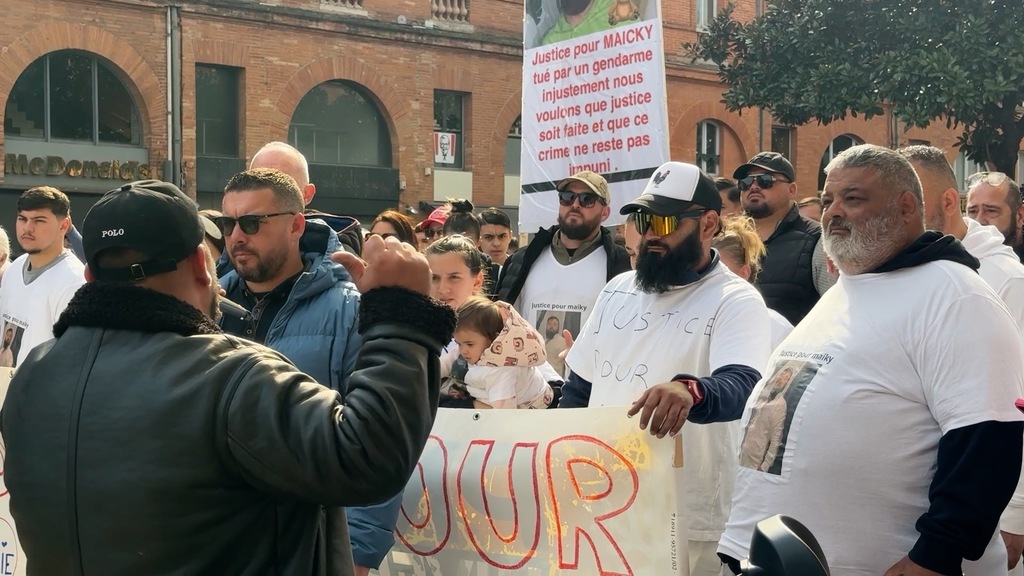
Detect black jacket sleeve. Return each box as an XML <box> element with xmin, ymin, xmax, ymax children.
<box><xmin>599</xmin><ymin>227</ymin><xmax>633</xmax><ymax>281</ymax></box>
<box><xmin>676</xmin><ymin>364</ymin><xmax>761</xmax><ymax>424</ymax></box>
<box><xmin>909</xmin><ymin>420</ymin><xmax>1024</xmax><ymax>575</ymax></box>
<box><xmin>556</xmin><ymin>371</ymin><xmax>592</xmax><ymax>408</ymax></box>
<box><xmin>224</xmin><ymin>287</ymin><xmax>456</xmax><ymax>506</ymax></box>
<box><xmin>495</xmin><ymin>247</ymin><xmax>526</xmax><ymax>304</ymax></box>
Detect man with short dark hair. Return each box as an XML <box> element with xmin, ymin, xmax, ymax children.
<box><xmin>735</xmin><ymin>152</ymin><xmax>834</xmax><ymax>324</ymax></box>
<box><xmin>715</xmin><ymin>177</ymin><xmax>742</xmax><ymax>217</ymax></box>
<box><xmin>494</xmin><ymin>170</ymin><xmax>630</xmax><ymax>359</ymax></box>
<box><xmin>0</xmin><ymin>186</ymin><xmax>84</xmax><ymax>367</ymax></box>
<box><xmin>218</xmin><ymin>168</ymin><xmax>360</xmax><ymax>390</ymax></box>
<box><xmin>478</xmin><ymin>207</ymin><xmax>513</xmax><ymax>267</ymax></box>
<box><xmin>217</xmin><ymin>168</ymin><xmax>399</xmax><ymax>576</ymax></box>
<box><xmin>900</xmin><ymin>147</ymin><xmax>1024</xmax><ymax>328</ymax></box>
<box><xmin>721</xmin><ymin>144</ymin><xmax>1024</xmax><ymax>576</ymax></box>
<box><xmin>0</xmin><ymin>179</ymin><xmax>454</xmax><ymax>575</ymax></box>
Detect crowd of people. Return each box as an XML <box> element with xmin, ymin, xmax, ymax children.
<box><xmin>1</xmin><ymin>139</ymin><xmax>1024</xmax><ymax>576</ymax></box>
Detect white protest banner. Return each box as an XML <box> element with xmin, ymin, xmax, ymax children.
<box><xmin>374</xmin><ymin>406</ymin><xmax>685</xmax><ymax>576</ymax></box>
<box><xmin>519</xmin><ymin>0</ymin><xmax>670</xmax><ymax>231</ymax></box>
<box><xmin>0</xmin><ymin>367</ymin><xmax>23</xmax><ymax>576</ymax></box>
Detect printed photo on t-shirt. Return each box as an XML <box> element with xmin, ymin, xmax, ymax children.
<box><xmin>739</xmin><ymin>360</ymin><xmax>819</xmax><ymax>476</ymax></box>
<box><xmin>535</xmin><ymin>310</ymin><xmax>581</xmax><ymax>377</ymax></box>
<box><xmin>0</xmin><ymin>320</ymin><xmax>25</xmax><ymax>369</ymax></box>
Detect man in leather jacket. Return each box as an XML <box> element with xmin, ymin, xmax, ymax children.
<box><xmin>0</xmin><ymin>180</ymin><xmax>455</xmax><ymax>575</ymax></box>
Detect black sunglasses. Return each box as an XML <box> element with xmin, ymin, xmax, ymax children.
<box><xmin>633</xmin><ymin>209</ymin><xmax>708</xmax><ymax>236</ymax></box>
<box><xmin>421</xmin><ymin>227</ymin><xmax>442</xmax><ymax>240</ymax></box>
<box><xmin>213</xmin><ymin>212</ymin><xmax>296</xmax><ymax>236</ymax></box>
<box><xmin>558</xmin><ymin>191</ymin><xmax>605</xmax><ymax>208</ymax></box>
<box><xmin>738</xmin><ymin>173</ymin><xmax>790</xmax><ymax>191</ymax></box>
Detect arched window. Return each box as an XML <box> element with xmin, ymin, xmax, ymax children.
<box><xmin>696</xmin><ymin>120</ymin><xmax>720</xmax><ymax>175</ymax></box>
<box><xmin>818</xmin><ymin>134</ymin><xmax>864</xmax><ymax>189</ymax></box>
<box><xmin>288</xmin><ymin>80</ymin><xmax>391</xmax><ymax>167</ymax></box>
<box><xmin>4</xmin><ymin>50</ymin><xmax>141</xmax><ymax>145</ymax></box>
<box><xmin>504</xmin><ymin>115</ymin><xmax>522</xmax><ymax>176</ymax></box>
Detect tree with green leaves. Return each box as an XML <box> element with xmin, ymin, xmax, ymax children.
<box><xmin>686</xmin><ymin>0</ymin><xmax>1024</xmax><ymax>175</ymax></box>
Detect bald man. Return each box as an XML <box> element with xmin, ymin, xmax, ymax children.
<box><xmin>249</xmin><ymin>141</ymin><xmax>363</xmax><ymax>255</ymax></box>
<box><xmin>250</xmin><ymin>141</ymin><xmax>317</xmax><ymax>204</ymax></box>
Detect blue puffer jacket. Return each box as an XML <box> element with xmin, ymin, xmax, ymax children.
<box><xmin>219</xmin><ymin>218</ymin><xmax>360</xmax><ymax>391</ymax></box>
<box><xmin>218</xmin><ymin>218</ymin><xmax>402</xmax><ymax>570</ymax></box>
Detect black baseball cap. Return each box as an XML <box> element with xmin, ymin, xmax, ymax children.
<box><xmin>733</xmin><ymin>151</ymin><xmax>796</xmax><ymax>182</ymax></box>
<box><xmin>83</xmin><ymin>180</ymin><xmax>220</xmax><ymax>282</ymax></box>
<box><xmin>620</xmin><ymin>162</ymin><xmax>722</xmax><ymax>216</ymax></box>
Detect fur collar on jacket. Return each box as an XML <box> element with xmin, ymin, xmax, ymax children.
<box><xmin>54</xmin><ymin>282</ymin><xmax>221</xmax><ymax>338</ymax></box>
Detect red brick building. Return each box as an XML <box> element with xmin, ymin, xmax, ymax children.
<box><xmin>0</xmin><ymin>0</ymin><xmax>1016</xmax><ymax>231</ymax></box>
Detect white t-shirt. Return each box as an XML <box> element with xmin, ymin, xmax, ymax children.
<box><xmin>962</xmin><ymin>218</ymin><xmax>1024</xmax><ymax>334</ymax></box>
<box><xmin>768</xmin><ymin>309</ymin><xmax>793</xmax><ymax>352</ymax></box>
<box><xmin>441</xmin><ymin>340</ymin><xmax>562</xmax><ymax>407</ymax></box>
<box><xmin>566</xmin><ymin>264</ymin><xmax>771</xmax><ymax>542</ymax></box>
<box><xmin>0</xmin><ymin>252</ymin><xmax>85</xmax><ymax>368</ymax></box>
<box><xmin>515</xmin><ymin>247</ymin><xmax>607</xmax><ymax>376</ymax></box>
<box><xmin>720</xmin><ymin>259</ymin><xmax>1024</xmax><ymax>575</ymax></box>
<box><xmin>960</xmin><ymin>218</ymin><xmax>1024</xmax><ymax>539</ymax></box>
<box><xmin>465</xmin><ymin>365</ymin><xmax>552</xmax><ymax>408</ymax></box>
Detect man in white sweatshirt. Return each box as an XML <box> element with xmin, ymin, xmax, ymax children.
<box><xmin>0</xmin><ymin>187</ymin><xmax>85</xmax><ymax>368</ymax></box>
<box><xmin>901</xmin><ymin>145</ymin><xmax>1024</xmax><ymax>574</ymax></box>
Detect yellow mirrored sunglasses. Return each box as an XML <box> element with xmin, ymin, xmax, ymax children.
<box><xmin>632</xmin><ymin>209</ymin><xmax>708</xmax><ymax>236</ymax></box>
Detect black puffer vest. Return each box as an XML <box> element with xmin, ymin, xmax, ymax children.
<box><xmin>756</xmin><ymin>203</ymin><xmax>821</xmax><ymax>325</ymax></box>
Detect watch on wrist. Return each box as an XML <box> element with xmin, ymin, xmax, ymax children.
<box><xmin>676</xmin><ymin>378</ymin><xmax>703</xmax><ymax>405</ymax></box>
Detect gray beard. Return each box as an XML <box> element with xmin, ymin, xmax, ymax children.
<box><xmin>822</xmin><ymin>202</ymin><xmax>903</xmax><ymax>275</ymax></box>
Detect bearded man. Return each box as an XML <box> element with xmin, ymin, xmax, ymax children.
<box><xmin>559</xmin><ymin>161</ymin><xmax>772</xmax><ymax>576</ymax></box>
<box><xmin>494</xmin><ymin>170</ymin><xmax>630</xmax><ymax>346</ymax></box>
<box><xmin>966</xmin><ymin>171</ymin><xmax>1024</xmax><ymax>258</ymax></box>
<box><xmin>719</xmin><ymin>144</ymin><xmax>1024</xmax><ymax>576</ymax></box>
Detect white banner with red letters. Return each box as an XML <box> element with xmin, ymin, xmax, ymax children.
<box><xmin>519</xmin><ymin>0</ymin><xmax>670</xmax><ymax>231</ymax></box>
<box><xmin>374</xmin><ymin>406</ymin><xmax>686</xmax><ymax>575</ymax></box>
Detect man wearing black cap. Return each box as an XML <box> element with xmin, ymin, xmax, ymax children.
<box><xmin>0</xmin><ymin>180</ymin><xmax>456</xmax><ymax>575</ymax></box>
<box><xmin>560</xmin><ymin>161</ymin><xmax>772</xmax><ymax>576</ymax></box>
<box><xmin>734</xmin><ymin>152</ymin><xmax>834</xmax><ymax>324</ymax></box>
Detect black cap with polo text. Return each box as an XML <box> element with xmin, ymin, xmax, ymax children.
<box><xmin>83</xmin><ymin>180</ymin><xmax>219</xmax><ymax>282</ymax></box>
<box><xmin>620</xmin><ymin>162</ymin><xmax>722</xmax><ymax>216</ymax></box>
<box><xmin>733</xmin><ymin>151</ymin><xmax>796</xmax><ymax>182</ymax></box>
